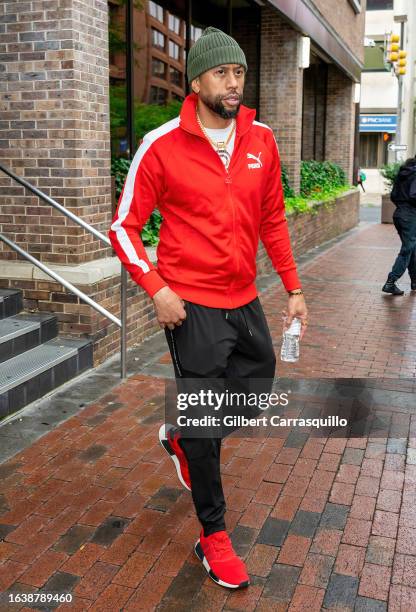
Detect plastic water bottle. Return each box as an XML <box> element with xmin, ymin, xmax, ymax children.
<box><xmin>280</xmin><ymin>317</ymin><xmax>301</xmax><ymax>362</ymax></box>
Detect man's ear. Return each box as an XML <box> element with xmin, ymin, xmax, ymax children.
<box><xmin>191</xmin><ymin>77</ymin><xmax>200</xmax><ymax>94</ymax></box>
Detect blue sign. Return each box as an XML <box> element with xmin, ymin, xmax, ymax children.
<box><xmin>360</xmin><ymin>114</ymin><xmax>397</xmax><ymax>133</ymax></box>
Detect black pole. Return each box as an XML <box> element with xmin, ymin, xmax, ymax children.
<box><xmin>126</xmin><ymin>0</ymin><xmax>135</xmax><ymax>158</ymax></box>
<box><xmin>227</xmin><ymin>0</ymin><xmax>232</xmax><ymax>34</ymax></box>
<box><xmin>185</xmin><ymin>0</ymin><xmax>192</xmax><ymax>96</ymax></box>
<box><xmin>255</xmin><ymin>8</ymin><xmax>261</xmax><ymax>119</ymax></box>
<box><xmin>353</xmin><ymin>96</ymin><xmax>360</xmax><ymax>186</ymax></box>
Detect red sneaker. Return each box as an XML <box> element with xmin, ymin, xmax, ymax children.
<box><xmin>195</xmin><ymin>530</ymin><xmax>250</xmax><ymax>589</ymax></box>
<box><xmin>159</xmin><ymin>424</ymin><xmax>191</xmax><ymax>491</ymax></box>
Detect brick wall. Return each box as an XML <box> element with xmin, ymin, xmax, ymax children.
<box><xmin>256</xmin><ymin>188</ymin><xmax>360</xmax><ymax>276</ymax></box>
<box><xmin>325</xmin><ymin>65</ymin><xmax>356</xmax><ymax>183</ymax></box>
<box><xmin>259</xmin><ymin>5</ymin><xmax>303</xmax><ymax>192</ymax></box>
<box><xmin>0</xmin><ymin>0</ymin><xmax>112</xmax><ymax>266</ymax></box>
<box><xmin>0</xmin><ymin>190</ymin><xmax>359</xmax><ymax>367</ymax></box>
<box><xmin>311</xmin><ymin>0</ymin><xmax>366</xmax><ymax>64</ymax></box>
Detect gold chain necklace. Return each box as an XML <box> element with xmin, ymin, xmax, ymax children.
<box><xmin>196</xmin><ymin>111</ymin><xmax>236</xmax><ymax>170</ymax></box>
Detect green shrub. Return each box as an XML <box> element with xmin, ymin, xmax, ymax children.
<box><xmin>111</xmin><ymin>157</ymin><xmax>131</xmax><ymax>200</ymax></box>
<box><xmin>109</xmin><ymin>84</ymin><xmax>182</xmax><ymax>142</ymax></box>
<box><xmin>140</xmin><ymin>209</ymin><xmax>162</xmax><ymax>246</ymax></box>
<box><xmin>281</xmin><ymin>165</ymin><xmax>294</xmax><ymax>198</ymax></box>
<box><xmin>135</xmin><ymin>101</ymin><xmax>182</xmax><ymax>141</ymax></box>
<box><xmin>282</xmin><ymin>160</ymin><xmax>350</xmax><ymax>215</ymax></box>
<box><xmin>285</xmin><ymin>184</ymin><xmax>351</xmax><ymax>215</ymax></box>
<box><xmin>300</xmin><ymin>160</ymin><xmax>347</xmax><ymax>197</ymax></box>
<box><xmin>380</xmin><ymin>162</ymin><xmax>401</xmax><ymax>189</ymax></box>
<box><xmin>111</xmin><ymin>156</ymin><xmax>161</xmax><ymax>246</ymax></box>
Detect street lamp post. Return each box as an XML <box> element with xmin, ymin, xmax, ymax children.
<box><xmin>394</xmin><ymin>14</ymin><xmax>407</xmax><ymax>162</ymax></box>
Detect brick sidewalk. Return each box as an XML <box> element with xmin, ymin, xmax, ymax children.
<box><xmin>1</xmin><ymin>222</ymin><xmax>416</xmax><ymax>611</ymax></box>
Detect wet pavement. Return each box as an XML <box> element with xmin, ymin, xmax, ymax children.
<box><xmin>1</xmin><ymin>214</ymin><xmax>415</xmax><ymax>611</ymax></box>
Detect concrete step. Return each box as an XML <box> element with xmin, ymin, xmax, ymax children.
<box><xmin>0</xmin><ymin>337</ymin><xmax>93</xmax><ymax>420</ymax></box>
<box><xmin>0</xmin><ymin>312</ymin><xmax>58</xmax><ymax>363</ymax></box>
<box><xmin>0</xmin><ymin>289</ymin><xmax>23</xmax><ymax>319</ymax></box>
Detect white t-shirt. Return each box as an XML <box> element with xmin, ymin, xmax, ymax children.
<box><xmin>204</xmin><ymin>122</ymin><xmax>236</xmax><ymax>169</ymax></box>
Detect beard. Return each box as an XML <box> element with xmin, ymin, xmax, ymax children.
<box><xmin>198</xmin><ymin>91</ymin><xmax>242</xmax><ymax>119</ymax></box>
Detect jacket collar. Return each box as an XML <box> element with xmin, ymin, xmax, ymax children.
<box><xmin>179</xmin><ymin>92</ymin><xmax>256</xmax><ymax>139</ymax></box>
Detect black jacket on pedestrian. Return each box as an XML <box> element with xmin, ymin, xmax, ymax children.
<box><xmin>391</xmin><ymin>159</ymin><xmax>416</xmax><ymax>212</ymax></box>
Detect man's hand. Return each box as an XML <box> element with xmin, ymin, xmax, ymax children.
<box><xmin>282</xmin><ymin>293</ymin><xmax>308</xmax><ymax>340</ymax></box>
<box><xmin>153</xmin><ymin>286</ymin><xmax>186</xmax><ymax>330</ymax></box>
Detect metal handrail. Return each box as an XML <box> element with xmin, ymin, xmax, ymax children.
<box><xmin>0</xmin><ymin>164</ymin><xmax>111</xmax><ymax>246</ymax></box>
<box><xmin>0</xmin><ymin>234</ymin><xmax>121</xmax><ymax>327</ymax></box>
<box><xmin>0</xmin><ymin>163</ymin><xmax>128</xmax><ymax>379</ymax></box>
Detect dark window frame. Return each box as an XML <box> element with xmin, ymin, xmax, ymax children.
<box><xmin>168</xmin><ymin>13</ymin><xmax>180</xmax><ymax>34</ymax></box>
<box><xmin>169</xmin><ymin>65</ymin><xmax>182</xmax><ymax>87</ymax></box>
<box><xmin>366</xmin><ymin>0</ymin><xmax>394</xmax><ymax>10</ymax></box>
<box><xmin>151</xmin><ymin>27</ymin><xmax>165</xmax><ymax>51</ymax></box>
<box><xmin>168</xmin><ymin>39</ymin><xmax>180</xmax><ymax>60</ymax></box>
<box><xmin>151</xmin><ymin>58</ymin><xmax>167</xmax><ymax>79</ymax></box>
<box><xmin>148</xmin><ymin>1</ymin><xmax>164</xmax><ymax>22</ymax></box>
<box><xmin>301</xmin><ymin>57</ymin><xmax>328</xmax><ymax>162</ymax></box>
<box><xmin>150</xmin><ymin>85</ymin><xmax>168</xmax><ymax>105</ymax></box>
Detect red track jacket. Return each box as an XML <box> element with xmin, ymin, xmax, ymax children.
<box><xmin>109</xmin><ymin>92</ymin><xmax>301</xmax><ymax>309</ymax></box>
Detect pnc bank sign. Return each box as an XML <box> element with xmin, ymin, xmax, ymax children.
<box><xmin>360</xmin><ymin>114</ymin><xmax>397</xmax><ymax>133</ymax></box>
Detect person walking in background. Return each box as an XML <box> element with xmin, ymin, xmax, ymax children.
<box><xmin>109</xmin><ymin>26</ymin><xmax>308</xmax><ymax>589</ymax></box>
<box><xmin>382</xmin><ymin>156</ymin><xmax>416</xmax><ymax>296</ymax></box>
<box><xmin>357</xmin><ymin>168</ymin><xmax>366</xmax><ymax>192</ymax></box>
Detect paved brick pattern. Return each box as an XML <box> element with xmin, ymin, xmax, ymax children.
<box><xmin>0</xmin><ymin>223</ymin><xmax>416</xmax><ymax>610</ymax></box>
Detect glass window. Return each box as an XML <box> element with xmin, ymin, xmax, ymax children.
<box><xmin>150</xmin><ymin>86</ymin><xmax>167</xmax><ymax>105</ymax></box>
<box><xmin>169</xmin><ymin>40</ymin><xmax>179</xmax><ymax>60</ymax></box>
<box><xmin>152</xmin><ymin>58</ymin><xmax>166</xmax><ymax>79</ymax></box>
<box><xmin>148</xmin><ymin>1</ymin><xmax>164</xmax><ymax>22</ymax></box>
<box><xmin>302</xmin><ymin>56</ymin><xmax>327</xmax><ymax>162</ymax></box>
<box><xmin>170</xmin><ymin>66</ymin><xmax>182</xmax><ymax>86</ymax></box>
<box><xmin>152</xmin><ymin>28</ymin><xmax>165</xmax><ymax>50</ymax></box>
<box><xmin>359</xmin><ymin>133</ymin><xmax>380</xmax><ymax>168</ymax></box>
<box><xmin>172</xmin><ymin>93</ymin><xmax>184</xmax><ymax>102</ymax></box>
<box><xmin>367</xmin><ymin>0</ymin><xmax>393</xmax><ymax>9</ymax></box>
<box><xmin>191</xmin><ymin>25</ymin><xmax>202</xmax><ymax>42</ymax></box>
<box><xmin>168</xmin><ymin>14</ymin><xmax>180</xmax><ymax>35</ymax></box>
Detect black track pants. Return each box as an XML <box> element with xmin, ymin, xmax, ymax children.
<box><xmin>164</xmin><ymin>296</ymin><xmax>276</xmax><ymax>536</ymax></box>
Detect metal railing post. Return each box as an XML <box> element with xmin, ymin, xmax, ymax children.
<box><xmin>121</xmin><ymin>267</ymin><xmax>128</xmax><ymax>379</ymax></box>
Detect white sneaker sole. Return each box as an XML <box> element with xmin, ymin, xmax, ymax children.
<box><xmin>194</xmin><ymin>539</ymin><xmax>250</xmax><ymax>589</ymax></box>
<box><xmin>158</xmin><ymin>424</ymin><xmax>191</xmax><ymax>491</ymax></box>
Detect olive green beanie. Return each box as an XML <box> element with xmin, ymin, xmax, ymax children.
<box><xmin>186</xmin><ymin>26</ymin><xmax>247</xmax><ymax>84</ymax></box>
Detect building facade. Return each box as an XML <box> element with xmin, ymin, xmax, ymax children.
<box><xmin>0</xmin><ymin>0</ymin><xmax>365</xmax><ymax>366</ymax></box>
<box><xmin>360</xmin><ymin>0</ymin><xmax>416</xmax><ymax>192</ymax></box>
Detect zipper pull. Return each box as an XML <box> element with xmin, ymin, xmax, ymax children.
<box><xmin>241</xmin><ymin>308</ymin><xmax>253</xmax><ymax>336</ymax></box>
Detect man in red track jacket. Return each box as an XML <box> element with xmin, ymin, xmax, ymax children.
<box><xmin>109</xmin><ymin>27</ymin><xmax>308</xmax><ymax>589</ymax></box>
